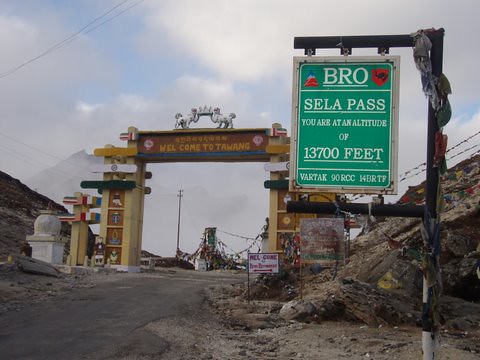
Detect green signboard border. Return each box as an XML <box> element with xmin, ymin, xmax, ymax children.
<box><xmin>290</xmin><ymin>56</ymin><xmax>400</xmax><ymax>195</ymax></box>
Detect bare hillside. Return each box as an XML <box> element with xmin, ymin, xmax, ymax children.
<box><xmin>0</xmin><ymin>171</ymin><xmax>68</xmax><ymax>260</ymax></box>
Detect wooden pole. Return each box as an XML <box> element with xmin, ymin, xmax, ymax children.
<box><xmin>176</xmin><ymin>189</ymin><xmax>183</xmax><ymax>253</ymax></box>
<box><xmin>299</xmin><ymin>241</ymin><xmax>303</xmax><ymax>300</ymax></box>
<box><xmin>422</xmin><ymin>29</ymin><xmax>444</xmax><ymax>360</ymax></box>
<box><xmin>247</xmin><ymin>252</ymin><xmax>250</xmax><ymax>304</ymax></box>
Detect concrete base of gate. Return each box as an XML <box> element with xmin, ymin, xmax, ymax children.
<box><xmin>55</xmin><ymin>265</ymin><xmax>118</xmax><ymax>275</ymax></box>
<box><xmin>55</xmin><ymin>265</ymin><xmax>92</xmax><ymax>275</ymax></box>
<box><xmin>111</xmin><ymin>265</ymin><xmax>141</xmax><ymax>273</ymax></box>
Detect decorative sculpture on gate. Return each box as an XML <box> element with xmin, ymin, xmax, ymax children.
<box><xmin>210</xmin><ymin>107</ymin><xmax>236</xmax><ymax>129</ymax></box>
<box><xmin>174</xmin><ymin>108</ymin><xmax>199</xmax><ymax>129</ymax></box>
<box><xmin>174</xmin><ymin>106</ymin><xmax>236</xmax><ymax>129</ymax></box>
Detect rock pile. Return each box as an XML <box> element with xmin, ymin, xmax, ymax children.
<box><xmin>246</xmin><ymin>155</ymin><xmax>480</xmax><ymax>330</ymax></box>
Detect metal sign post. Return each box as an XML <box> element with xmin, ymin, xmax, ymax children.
<box><xmin>247</xmin><ymin>253</ymin><xmax>280</xmax><ymax>304</ymax></box>
<box><xmin>290</xmin><ymin>30</ymin><xmax>445</xmax><ymax>360</ymax></box>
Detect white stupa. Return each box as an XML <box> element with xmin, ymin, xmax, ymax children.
<box><xmin>26</xmin><ymin>209</ymin><xmax>66</xmax><ymax>264</ymax></box>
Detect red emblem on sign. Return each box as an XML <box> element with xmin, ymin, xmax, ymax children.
<box><xmin>371</xmin><ymin>68</ymin><xmax>389</xmax><ymax>86</ymax></box>
<box><xmin>304</xmin><ymin>71</ymin><xmax>319</xmax><ymax>87</ymax></box>
<box><xmin>143</xmin><ymin>138</ymin><xmax>154</xmax><ymax>150</ymax></box>
<box><xmin>252</xmin><ymin>135</ymin><xmax>264</xmax><ymax>146</ymax></box>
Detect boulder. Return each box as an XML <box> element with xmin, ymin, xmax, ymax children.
<box><xmin>439</xmin><ymin>295</ymin><xmax>480</xmax><ymax>331</ymax></box>
<box><xmin>442</xmin><ymin>256</ymin><xmax>480</xmax><ymax>300</ymax></box>
<box><xmin>13</xmin><ymin>255</ymin><xmax>59</xmax><ymax>277</ymax></box>
<box><xmin>443</xmin><ymin>232</ymin><xmax>478</xmax><ymax>258</ymax></box>
<box><xmin>279</xmin><ymin>300</ymin><xmax>317</xmax><ymax>321</ymax></box>
<box><xmin>313</xmin><ymin>296</ymin><xmax>346</xmax><ymax>321</ymax></box>
<box><xmin>336</xmin><ymin>281</ymin><xmax>420</xmax><ymax>326</ymax></box>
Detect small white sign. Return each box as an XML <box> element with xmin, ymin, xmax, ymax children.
<box><xmin>90</xmin><ymin>164</ymin><xmax>138</xmax><ymax>173</ymax></box>
<box><xmin>263</xmin><ymin>161</ymin><xmax>290</xmax><ymax>172</ymax></box>
<box><xmin>248</xmin><ymin>253</ymin><xmax>279</xmax><ymax>274</ymax></box>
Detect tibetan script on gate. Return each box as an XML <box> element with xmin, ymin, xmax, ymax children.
<box><xmin>136</xmin><ymin>128</ymin><xmax>270</xmax><ymax>162</ymax></box>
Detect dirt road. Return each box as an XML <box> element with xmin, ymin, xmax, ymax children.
<box><xmin>0</xmin><ymin>268</ymin><xmax>478</xmax><ymax>359</ymax></box>
<box><xmin>0</xmin><ymin>269</ymin><xmax>244</xmax><ymax>359</ymax></box>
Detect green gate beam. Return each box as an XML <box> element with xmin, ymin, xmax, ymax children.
<box><xmin>80</xmin><ymin>180</ymin><xmax>137</xmax><ymax>190</ymax></box>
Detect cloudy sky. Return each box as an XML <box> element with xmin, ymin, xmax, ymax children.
<box><xmin>1</xmin><ymin>0</ymin><xmax>479</xmax><ymax>257</ymax></box>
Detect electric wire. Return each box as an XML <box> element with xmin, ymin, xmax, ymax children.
<box><xmin>397</xmin><ymin>128</ymin><xmax>480</xmax><ymax>180</ymax></box>
<box><xmin>79</xmin><ymin>0</ymin><xmax>144</xmax><ymax>37</ymax></box>
<box><xmin>348</xmin><ymin>129</ymin><xmax>480</xmax><ymax>202</ymax></box>
<box><xmin>216</xmin><ymin>225</ymin><xmax>266</xmax><ymax>256</ymax></box>
<box><xmin>0</xmin><ymin>0</ymin><xmax>144</xmax><ymax>79</ymax></box>
<box><xmin>0</xmin><ymin>130</ymin><xmax>80</xmax><ymax>164</ymax></box>
<box><xmin>0</xmin><ymin>130</ymin><xmax>96</xmax><ymax>181</ymax></box>
<box><xmin>0</xmin><ymin>142</ymin><xmax>76</xmax><ymax>179</ymax></box>
<box><xmin>217</xmin><ymin>229</ymin><xmax>258</xmax><ymax>241</ymax></box>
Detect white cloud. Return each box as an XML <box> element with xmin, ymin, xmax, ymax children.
<box><xmin>0</xmin><ymin>15</ymin><xmax>37</xmax><ymax>52</ymax></box>
<box><xmin>175</xmin><ymin>75</ymin><xmax>234</xmax><ymax>100</ymax></box>
<box><xmin>140</xmin><ymin>0</ymin><xmax>480</xmax><ymax>90</ymax></box>
<box><xmin>0</xmin><ymin>13</ymin><xmax>47</xmax><ymax>81</ymax></box>
<box><xmin>75</xmin><ymin>101</ymin><xmax>105</xmax><ymax>115</ymax></box>
<box><xmin>0</xmin><ymin>6</ymin><xmax>116</xmax><ymax>177</ymax></box>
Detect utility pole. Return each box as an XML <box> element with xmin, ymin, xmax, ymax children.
<box><xmin>176</xmin><ymin>189</ymin><xmax>183</xmax><ymax>255</ymax></box>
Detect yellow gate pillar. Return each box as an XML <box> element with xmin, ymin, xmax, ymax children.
<box><xmin>267</xmin><ymin>123</ymin><xmax>290</xmax><ymax>253</ymax></box>
<box><xmin>60</xmin><ymin>192</ymin><xmax>101</xmax><ymax>266</ymax></box>
<box><xmin>96</xmin><ymin>127</ymin><xmax>146</xmax><ymax>272</ymax></box>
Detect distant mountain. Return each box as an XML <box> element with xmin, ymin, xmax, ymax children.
<box><xmin>0</xmin><ymin>171</ymin><xmax>68</xmax><ymax>259</ymax></box>
<box><xmin>25</xmin><ymin>150</ymin><xmax>102</xmax><ymax>204</ymax></box>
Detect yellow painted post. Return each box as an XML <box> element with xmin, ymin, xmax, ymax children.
<box><xmin>120</xmin><ymin>128</ymin><xmax>146</xmax><ymax>269</ymax></box>
<box><xmin>75</xmin><ymin>220</ymin><xmax>89</xmax><ymax>265</ymax></box>
<box><xmin>68</xmin><ymin>192</ymin><xmax>90</xmax><ymax>265</ymax></box>
<box><xmin>267</xmin><ymin>123</ymin><xmax>289</xmax><ymax>253</ymax></box>
<box><xmin>133</xmin><ymin>159</ymin><xmax>146</xmax><ymax>266</ymax></box>
<box><xmin>98</xmin><ymin>184</ymin><xmax>110</xmax><ymax>263</ymax></box>
<box><xmin>121</xmin><ymin>159</ymin><xmax>145</xmax><ymax>268</ymax></box>
<box><xmin>69</xmin><ymin>225</ymin><xmax>79</xmax><ymax>266</ymax></box>
<box><xmin>98</xmin><ymin>145</ymin><xmax>115</xmax><ymax>267</ymax></box>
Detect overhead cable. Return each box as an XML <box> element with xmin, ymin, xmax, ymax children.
<box><xmin>0</xmin><ymin>0</ymin><xmax>144</xmax><ymax>79</ymax></box>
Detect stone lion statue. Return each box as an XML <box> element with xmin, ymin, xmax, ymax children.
<box><xmin>210</xmin><ymin>107</ymin><xmax>236</xmax><ymax>128</ymax></box>
<box><xmin>174</xmin><ymin>108</ymin><xmax>199</xmax><ymax>129</ymax></box>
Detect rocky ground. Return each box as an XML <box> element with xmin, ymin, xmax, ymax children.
<box><xmin>1</xmin><ymin>260</ymin><xmax>479</xmax><ymax>360</ymax></box>
<box><xmin>209</xmin><ymin>278</ymin><xmax>480</xmax><ymax>359</ymax></box>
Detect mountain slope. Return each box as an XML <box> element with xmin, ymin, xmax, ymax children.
<box><xmin>344</xmin><ymin>154</ymin><xmax>480</xmax><ymax>302</ymax></box>
<box><xmin>0</xmin><ymin>171</ymin><xmax>68</xmax><ymax>259</ymax></box>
